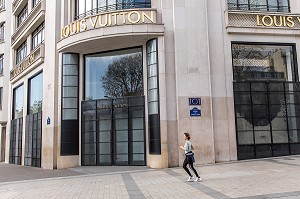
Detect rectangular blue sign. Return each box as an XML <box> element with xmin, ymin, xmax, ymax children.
<box><xmin>190</xmin><ymin>107</ymin><xmax>201</xmax><ymax>117</ymax></box>
<box><xmin>189</xmin><ymin>98</ymin><xmax>201</xmax><ymax>105</ymax></box>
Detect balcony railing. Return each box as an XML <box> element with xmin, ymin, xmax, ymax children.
<box><xmin>10</xmin><ymin>43</ymin><xmax>45</xmax><ymax>80</ymax></box>
<box><xmin>75</xmin><ymin>2</ymin><xmax>151</xmax><ymax>20</ymax></box>
<box><xmin>228</xmin><ymin>2</ymin><xmax>290</xmax><ymax>13</ymax></box>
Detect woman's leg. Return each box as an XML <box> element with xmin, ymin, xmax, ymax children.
<box><xmin>183</xmin><ymin>156</ymin><xmax>192</xmax><ymax>177</ymax></box>
<box><xmin>188</xmin><ymin>156</ymin><xmax>199</xmax><ymax>178</ymax></box>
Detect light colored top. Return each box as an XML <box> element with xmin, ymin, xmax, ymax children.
<box><xmin>184</xmin><ymin>141</ymin><xmax>192</xmax><ymax>154</ymax></box>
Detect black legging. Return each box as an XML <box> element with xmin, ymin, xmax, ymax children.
<box><xmin>183</xmin><ymin>155</ymin><xmax>199</xmax><ymax>177</ymax></box>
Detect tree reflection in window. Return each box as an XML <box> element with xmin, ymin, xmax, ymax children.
<box><xmin>101</xmin><ymin>53</ymin><xmax>143</xmax><ymax>98</ymax></box>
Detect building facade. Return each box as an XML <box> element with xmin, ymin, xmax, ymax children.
<box><xmin>0</xmin><ymin>0</ymin><xmax>300</xmax><ymax>169</ymax></box>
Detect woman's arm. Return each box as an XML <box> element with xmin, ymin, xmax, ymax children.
<box><xmin>180</xmin><ymin>142</ymin><xmax>187</xmax><ymax>150</ymax></box>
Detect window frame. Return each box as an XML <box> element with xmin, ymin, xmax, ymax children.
<box><xmin>0</xmin><ymin>87</ymin><xmax>2</xmax><ymax>110</ymax></box>
<box><xmin>31</xmin><ymin>22</ymin><xmax>45</xmax><ymax>50</ymax></box>
<box><xmin>27</xmin><ymin>71</ymin><xmax>43</xmax><ymax>115</ymax></box>
<box><xmin>17</xmin><ymin>4</ymin><xmax>28</xmax><ymax>28</ymax></box>
<box><xmin>0</xmin><ymin>0</ymin><xmax>4</xmax><ymax>10</ymax></box>
<box><xmin>0</xmin><ymin>23</ymin><xmax>4</xmax><ymax>42</ymax></box>
<box><xmin>12</xmin><ymin>83</ymin><xmax>24</xmax><ymax>120</ymax></box>
<box><xmin>0</xmin><ymin>54</ymin><xmax>3</xmax><ymax>75</ymax></box>
<box><xmin>16</xmin><ymin>41</ymin><xmax>27</xmax><ymax>65</ymax></box>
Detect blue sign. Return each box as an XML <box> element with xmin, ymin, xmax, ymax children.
<box><xmin>189</xmin><ymin>98</ymin><xmax>201</xmax><ymax>105</ymax></box>
<box><xmin>47</xmin><ymin>117</ymin><xmax>50</xmax><ymax>125</ymax></box>
<box><xmin>190</xmin><ymin>107</ymin><xmax>201</xmax><ymax>117</ymax></box>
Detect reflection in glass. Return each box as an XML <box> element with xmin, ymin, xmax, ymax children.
<box><xmin>28</xmin><ymin>73</ymin><xmax>43</xmax><ymax>114</ymax></box>
<box><xmin>13</xmin><ymin>85</ymin><xmax>24</xmax><ymax>119</ymax></box>
<box><xmin>233</xmin><ymin>44</ymin><xmax>300</xmax><ymax>159</ymax></box>
<box><xmin>232</xmin><ymin>44</ymin><xmax>295</xmax><ymax>82</ymax></box>
<box><xmin>85</xmin><ymin>48</ymin><xmax>143</xmax><ymax>100</ymax></box>
<box><xmin>228</xmin><ymin>0</ymin><xmax>290</xmax><ymax>12</ymax></box>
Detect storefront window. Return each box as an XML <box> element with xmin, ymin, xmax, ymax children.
<box><xmin>232</xmin><ymin>44</ymin><xmax>296</xmax><ymax>82</ymax></box>
<box><xmin>228</xmin><ymin>0</ymin><xmax>290</xmax><ymax>12</ymax></box>
<box><xmin>85</xmin><ymin>48</ymin><xmax>143</xmax><ymax>100</ymax></box>
<box><xmin>75</xmin><ymin>0</ymin><xmax>151</xmax><ymax>19</ymax></box>
<box><xmin>28</xmin><ymin>72</ymin><xmax>43</xmax><ymax>115</ymax></box>
<box><xmin>232</xmin><ymin>43</ymin><xmax>300</xmax><ymax>159</ymax></box>
<box><xmin>13</xmin><ymin>84</ymin><xmax>24</xmax><ymax>119</ymax></box>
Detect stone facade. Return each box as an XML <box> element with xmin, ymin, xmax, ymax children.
<box><xmin>0</xmin><ymin>0</ymin><xmax>299</xmax><ymax>169</ymax></box>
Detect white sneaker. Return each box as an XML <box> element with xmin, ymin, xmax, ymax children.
<box><xmin>194</xmin><ymin>177</ymin><xmax>201</xmax><ymax>182</ymax></box>
<box><xmin>187</xmin><ymin>177</ymin><xmax>194</xmax><ymax>182</ymax></box>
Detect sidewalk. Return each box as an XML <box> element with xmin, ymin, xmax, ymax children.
<box><xmin>0</xmin><ymin>156</ymin><xmax>300</xmax><ymax>199</ymax></box>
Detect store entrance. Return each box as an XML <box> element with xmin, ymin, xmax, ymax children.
<box><xmin>81</xmin><ymin>96</ymin><xmax>146</xmax><ymax>166</ymax></box>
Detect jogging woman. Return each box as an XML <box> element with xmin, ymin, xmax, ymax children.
<box><xmin>180</xmin><ymin>132</ymin><xmax>201</xmax><ymax>182</ymax></box>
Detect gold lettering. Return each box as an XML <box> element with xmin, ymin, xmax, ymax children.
<box><xmin>128</xmin><ymin>11</ymin><xmax>141</xmax><ymax>24</ymax></box>
<box><xmin>77</xmin><ymin>20</ymin><xmax>80</xmax><ymax>33</ymax></box>
<box><xmin>61</xmin><ymin>10</ymin><xmax>157</xmax><ymax>39</ymax></box>
<box><xmin>274</xmin><ymin>16</ymin><xmax>283</xmax><ymax>27</ymax></box>
<box><xmin>99</xmin><ymin>14</ymin><xmax>108</xmax><ymax>27</ymax></box>
<box><xmin>286</xmin><ymin>16</ymin><xmax>295</xmax><ymax>27</ymax></box>
<box><xmin>70</xmin><ymin>22</ymin><xmax>77</xmax><ymax>34</ymax></box>
<box><xmin>256</xmin><ymin>15</ymin><xmax>263</xmax><ymax>26</ymax></box>
<box><xmin>297</xmin><ymin>17</ymin><xmax>300</xmax><ymax>23</ymax></box>
<box><xmin>142</xmin><ymin>11</ymin><xmax>154</xmax><ymax>23</ymax></box>
<box><xmin>283</xmin><ymin>16</ymin><xmax>287</xmax><ymax>26</ymax></box>
<box><xmin>111</xmin><ymin>13</ymin><xmax>118</xmax><ymax>25</ymax></box>
<box><xmin>62</xmin><ymin>25</ymin><xmax>70</xmax><ymax>38</ymax></box>
<box><xmin>108</xmin><ymin>14</ymin><xmax>112</xmax><ymax>26</ymax></box>
<box><xmin>119</xmin><ymin>12</ymin><xmax>128</xmax><ymax>24</ymax></box>
<box><xmin>89</xmin><ymin>16</ymin><xmax>99</xmax><ymax>28</ymax></box>
<box><xmin>262</xmin><ymin>15</ymin><xmax>273</xmax><ymax>27</ymax></box>
<box><xmin>80</xmin><ymin>19</ymin><xmax>87</xmax><ymax>31</ymax></box>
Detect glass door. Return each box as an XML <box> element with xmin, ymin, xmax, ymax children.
<box><xmin>82</xmin><ymin>96</ymin><xmax>146</xmax><ymax>166</ymax></box>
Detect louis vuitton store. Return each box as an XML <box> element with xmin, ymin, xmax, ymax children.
<box><xmin>3</xmin><ymin>0</ymin><xmax>300</xmax><ymax>170</ymax></box>
<box><xmin>56</xmin><ymin>1</ymin><xmax>166</xmax><ymax>168</ymax></box>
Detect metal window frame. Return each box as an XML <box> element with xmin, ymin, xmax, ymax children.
<box><xmin>31</xmin><ymin>22</ymin><xmax>45</xmax><ymax>51</ymax></box>
<box><xmin>0</xmin><ymin>54</ymin><xmax>3</xmax><ymax>75</ymax></box>
<box><xmin>16</xmin><ymin>41</ymin><xmax>27</xmax><ymax>65</ymax></box>
<box><xmin>17</xmin><ymin>4</ymin><xmax>28</xmax><ymax>27</ymax></box>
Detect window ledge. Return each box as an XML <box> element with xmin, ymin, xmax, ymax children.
<box><xmin>12</xmin><ymin>0</ymin><xmax>27</xmax><ymax>15</ymax></box>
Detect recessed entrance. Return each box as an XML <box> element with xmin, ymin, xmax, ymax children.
<box><xmin>82</xmin><ymin>47</ymin><xmax>145</xmax><ymax>166</ymax></box>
